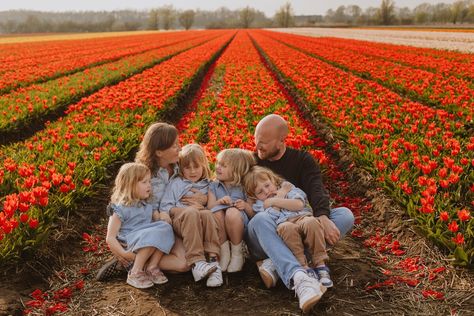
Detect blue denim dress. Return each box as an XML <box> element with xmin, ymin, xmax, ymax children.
<box><xmin>209</xmin><ymin>180</ymin><xmax>250</xmax><ymax>226</ymax></box>
<box><xmin>111</xmin><ymin>202</ymin><xmax>175</xmax><ymax>254</ymax></box>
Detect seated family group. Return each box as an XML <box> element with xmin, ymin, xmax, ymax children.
<box><xmin>100</xmin><ymin>114</ymin><xmax>354</xmax><ymax>312</ymax></box>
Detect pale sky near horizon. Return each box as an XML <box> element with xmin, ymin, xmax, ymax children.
<box><xmin>0</xmin><ymin>1</ymin><xmax>456</xmax><ymax>16</ymax></box>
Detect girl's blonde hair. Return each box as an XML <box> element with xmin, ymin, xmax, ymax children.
<box><xmin>243</xmin><ymin>166</ymin><xmax>283</xmax><ymax>199</ymax></box>
<box><xmin>135</xmin><ymin>122</ymin><xmax>178</xmax><ymax>173</ymax></box>
<box><xmin>111</xmin><ymin>162</ymin><xmax>151</xmax><ymax>206</ymax></box>
<box><xmin>178</xmin><ymin>144</ymin><xmax>212</xmax><ymax>180</ymax></box>
<box><xmin>216</xmin><ymin>148</ymin><xmax>256</xmax><ymax>186</ymax></box>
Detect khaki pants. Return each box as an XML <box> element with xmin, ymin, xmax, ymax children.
<box><xmin>277</xmin><ymin>215</ymin><xmax>328</xmax><ymax>267</ymax></box>
<box><xmin>171</xmin><ymin>207</ymin><xmax>220</xmax><ymax>266</ymax></box>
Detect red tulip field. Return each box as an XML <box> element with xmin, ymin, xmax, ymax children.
<box><xmin>0</xmin><ymin>29</ymin><xmax>472</xmax><ymax>315</ymax></box>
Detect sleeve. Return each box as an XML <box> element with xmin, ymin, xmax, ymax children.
<box><xmin>159</xmin><ymin>179</ymin><xmax>181</xmax><ymax>213</ymax></box>
<box><xmin>110</xmin><ymin>203</ymin><xmax>127</xmax><ymax>222</ymax></box>
<box><xmin>252</xmin><ymin>200</ymin><xmax>266</xmax><ymax>213</ymax></box>
<box><xmin>286</xmin><ymin>187</ymin><xmax>307</xmax><ymax>204</ymax></box>
<box><xmin>300</xmin><ymin>152</ymin><xmax>331</xmax><ymax>217</ymax></box>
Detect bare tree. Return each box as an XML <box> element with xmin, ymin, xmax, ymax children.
<box><xmin>274</xmin><ymin>2</ymin><xmax>294</xmax><ymax>27</ymax></box>
<box><xmin>178</xmin><ymin>9</ymin><xmax>195</xmax><ymax>30</ymax></box>
<box><xmin>379</xmin><ymin>0</ymin><xmax>395</xmax><ymax>25</ymax></box>
<box><xmin>148</xmin><ymin>9</ymin><xmax>159</xmax><ymax>30</ymax></box>
<box><xmin>158</xmin><ymin>5</ymin><xmax>175</xmax><ymax>30</ymax></box>
<box><xmin>240</xmin><ymin>6</ymin><xmax>256</xmax><ymax>28</ymax></box>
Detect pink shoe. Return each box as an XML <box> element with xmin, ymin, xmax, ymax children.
<box><xmin>147</xmin><ymin>267</ymin><xmax>168</xmax><ymax>284</ymax></box>
<box><xmin>127</xmin><ymin>271</ymin><xmax>154</xmax><ymax>289</ymax></box>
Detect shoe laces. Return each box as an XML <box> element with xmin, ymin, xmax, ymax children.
<box><xmin>293</xmin><ymin>278</ymin><xmax>316</xmax><ymax>298</ymax></box>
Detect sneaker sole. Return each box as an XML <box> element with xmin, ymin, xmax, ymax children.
<box><xmin>258</xmin><ymin>268</ymin><xmax>276</xmax><ymax>289</ymax></box>
<box><xmin>126</xmin><ymin>280</ymin><xmax>154</xmax><ymax>289</ymax></box>
<box><xmin>95</xmin><ymin>259</ymin><xmax>123</xmax><ymax>281</ymax></box>
<box><xmin>193</xmin><ymin>265</ymin><xmax>218</xmax><ymax>282</ymax></box>
<box><xmin>301</xmin><ymin>284</ymin><xmax>327</xmax><ymax>313</ymax></box>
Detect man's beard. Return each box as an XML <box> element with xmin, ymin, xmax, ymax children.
<box><xmin>260</xmin><ymin>147</ymin><xmax>281</xmax><ymax>160</ymax></box>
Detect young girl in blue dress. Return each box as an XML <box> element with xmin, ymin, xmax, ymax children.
<box><xmin>207</xmin><ymin>148</ymin><xmax>256</xmax><ymax>273</ymax></box>
<box><xmin>106</xmin><ymin>162</ymin><xmax>175</xmax><ymax>289</ymax></box>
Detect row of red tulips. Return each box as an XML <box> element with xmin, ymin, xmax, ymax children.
<box><xmin>250</xmin><ymin>31</ymin><xmax>473</xmax><ymax>265</ymax></box>
<box><xmin>308</xmin><ymin>36</ymin><xmax>474</xmax><ymax>81</ymax></box>
<box><xmin>0</xmin><ymin>32</ymin><xmax>234</xmax><ymax>260</ymax></box>
<box><xmin>0</xmin><ymin>32</ymin><xmax>221</xmax><ymax>139</ymax></box>
<box><xmin>264</xmin><ymin>31</ymin><xmax>473</xmax><ymax>117</ymax></box>
<box><xmin>0</xmin><ymin>31</ymin><xmax>209</xmax><ymax>94</ymax></box>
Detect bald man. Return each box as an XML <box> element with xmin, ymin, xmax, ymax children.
<box><xmin>245</xmin><ymin>114</ymin><xmax>354</xmax><ymax>311</ymax></box>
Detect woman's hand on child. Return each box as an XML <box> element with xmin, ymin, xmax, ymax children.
<box><xmin>180</xmin><ymin>189</ymin><xmax>207</xmax><ymax>206</ymax></box>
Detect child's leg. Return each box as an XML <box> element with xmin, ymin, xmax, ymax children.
<box><xmin>225</xmin><ymin>207</ymin><xmax>244</xmax><ymax>244</ymax></box>
<box><xmin>159</xmin><ymin>237</ymin><xmax>190</xmax><ymax>273</ymax></box>
<box><xmin>225</xmin><ymin>207</ymin><xmax>245</xmax><ymax>272</ymax></box>
<box><xmin>146</xmin><ymin>248</ymin><xmax>164</xmax><ymax>270</ymax></box>
<box><xmin>297</xmin><ymin>216</ymin><xmax>329</xmax><ymax>266</ymax></box>
<box><xmin>276</xmin><ymin>220</ymin><xmax>308</xmax><ymax>268</ymax></box>
<box><xmin>199</xmin><ymin>209</ymin><xmax>220</xmax><ymax>258</ymax></box>
<box><xmin>130</xmin><ymin>247</ymin><xmax>155</xmax><ymax>274</ymax></box>
<box><xmin>171</xmin><ymin>206</ymin><xmax>206</xmax><ymax>266</ymax></box>
<box><xmin>212</xmin><ymin>210</ymin><xmax>227</xmax><ymax>245</ymax></box>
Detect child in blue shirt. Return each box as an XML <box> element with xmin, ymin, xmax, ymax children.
<box><xmin>207</xmin><ymin>148</ymin><xmax>256</xmax><ymax>273</ymax></box>
<box><xmin>160</xmin><ymin>144</ymin><xmax>222</xmax><ymax>287</ymax></box>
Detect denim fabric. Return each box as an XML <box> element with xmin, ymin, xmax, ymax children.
<box><xmin>246</xmin><ymin>206</ymin><xmax>354</xmax><ymax>288</ymax></box>
<box><xmin>150</xmin><ymin>164</ymin><xmax>179</xmax><ymax>209</ymax></box>
<box><xmin>159</xmin><ymin>177</ymin><xmax>210</xmax><ymax>213</ymax></box>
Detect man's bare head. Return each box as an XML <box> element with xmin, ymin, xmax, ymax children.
<box><xmin>254</xmin><ymin>114</ymin><xmax>288</xmax><ymax>161</ymax></box>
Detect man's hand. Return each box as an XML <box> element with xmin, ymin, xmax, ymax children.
<box><xmin>180</xmin><ymin>189</ymin><xmax>207</xmax><ymax>206</ymax></box>
<box><xmin>319</xmin><ymin>215</ymin><xmax>340</xmax><ymax>246</ymax></box>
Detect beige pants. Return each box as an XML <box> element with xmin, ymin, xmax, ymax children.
<box><xmin>277</xmin><ymin>215</ymin><xmax>329</xmax><ymax>267</ymax></box>
<box><xmin>171</xmin><ymin>207</ymin><xmax>220</xmax><ymax>266</ymax></box>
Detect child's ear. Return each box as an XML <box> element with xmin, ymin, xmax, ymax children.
<box><xmin>155</xmin><ymin>150</ymin><xmax>162</xmax><ymax>158</ymax></box>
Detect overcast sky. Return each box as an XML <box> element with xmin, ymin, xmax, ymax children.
<box><xmin>0</xmin><ymin>1</ymin><xmax>456</xmax><ymax>16</ymax></box>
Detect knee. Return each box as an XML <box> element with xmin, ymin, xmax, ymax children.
<box><xmin>174</xmin><ymin>261</ymin><xmax>191</xmax><ymax>273</ymax></box>
<box><xmin>182</xmin><ymin>207</ymin><xmax>200</xmax><ymax>220</ymax></box>
<box><xmin>340</xmin><ymin>207</ymin><xmax>355</xmax><ymax>227</ymax></box>
<box><xmin>248</xmin><ymin>212</ymin><xmax>276</xmax><ymax>232</ymax></box>
<box><xmin>276</xmin><ymin>222</ymin><xmax>292</xmax><ymax>235</ymax></box>
<box><xmin>225</xmin><ymin>207</ymin><xmax>241</xmax><ymax>221</ymax></box>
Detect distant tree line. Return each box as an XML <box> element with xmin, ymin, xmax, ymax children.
<box><xmin>324</xmin><ymin>0</ymin><xmax>474</xmax><ymax>26</ymax></box>
<box><xmin>1</xmin><ymin>1</ymin><xmax>473</xmax><ymax>33</ymax></box>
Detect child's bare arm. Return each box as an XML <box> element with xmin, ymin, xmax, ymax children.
<box><xmin>275</xmin><ymin>181</ymin><xmax>292</xmax><ymax>198</ymax></box>
<box><xmin>264</xmin><ymin>197</ymin><xmax>304</xmax><ymax>211</ymax></box>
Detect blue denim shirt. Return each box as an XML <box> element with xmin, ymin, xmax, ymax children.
<box><xmin>252</xmin><ymin>184</ymin><xmax>312</xmax><ymax>225</ymax></box>
<box><xmin>159</xmin><ymin>177</ymin><xmax>210</xmax><ymax>213</ymax></box>
<box><xmin>150</xmin><ymin>164</ymin><xmax>180</xmax><ymax>209</ymax></box>
<box><xmin>209</xmin><ymin>180</ymin><xmax>247</xmax><ymax>212</ymax></box>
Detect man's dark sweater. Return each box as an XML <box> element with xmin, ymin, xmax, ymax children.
<box><xmin>256</xmin><ymin>147</ymin><xmax>330</xmax><ymax>218</ymax></box>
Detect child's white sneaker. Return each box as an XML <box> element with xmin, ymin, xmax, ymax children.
<box><xmin>227</xmin><ymin>241</ymin><xmax>244</xmax><ymax>273</ymax></box>
<box><xmin>219</xmin><ymin>240</ymin><xmax>230</xmax><ymax>272</ymax></box>
<box><xmin>192</xmin><ymin>261</ymin><xmax>217</xmax><ymax>282</ymax></box>
<box><xmin>206</xmin><ymin>262</ymin><xmax>223</xmax><ymax>287</ymax></box>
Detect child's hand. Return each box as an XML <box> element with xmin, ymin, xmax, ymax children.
<box><xmin>275</xmin><ymin>182</ymin><xmax>292</xmax><ymax>198</ymax></box>
<box><xmin>159</xmin><ymin>212</ymin><xmax>172</xmax><ymax>224</ymax></box>
<box><xmin>181</xmin><ymin>189</ymin><xmax>207</xmax><ymax>206</ymax></box>
<box><xmin>233</xmin><ymin>199</ymin><xmax>248</xmax><ymax>211</ymax></box>
<box><xmin>264</xmin><ymin>198</ymin><xmax>276</xmax><ymax>209</ymax></box>
<box><xmin>217</xmin><ymin>196</ymin><xmax>232</xmax><ymax>205</ymax></box>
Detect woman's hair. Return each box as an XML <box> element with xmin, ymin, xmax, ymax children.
<box><xmin>111</xmin><ymin>162</ymin><xmax>150</xmax><ymax>206</ymax></box>
<box><xmin>135</xmin><ymin>122</ymin><xmax>178</xmax><ymax>173</ymax></box>
<box><xmin>178</xmin><ymin>144</ymin><xmax>212</xmax><ymax>180</ymax></box>
<box><xmin>243</xmin><ymin>166</ymin><xmax>283</xmax><ymax>199</ymax></box>
<box><xmin>216</xmin><ymin>148</ymin><xmax>256</xmax><ymax>186</ymax></box>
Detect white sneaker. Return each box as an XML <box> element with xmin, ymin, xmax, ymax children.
<box><xmin>206</xmin><ymin>262</ymin><xmax>223</xmax><ymax>287</ymax></box>
<box><xmin>227</xmin><ymin>241</ymin><xmax>245</xmax><ymax>273</ymax></box>
<box><xmin>191</xmin><ymin>261</ymin><xmax>217</xmax><ymax>282</ymax></box>
<box><xmin>219</xmin><ymin>241</ymin><xmax>230</xmax><ymax>272</ymax></box>
<box><xmin>257</xmin><ymin>258</ymin><xmax>279</xmax><ymax>288</ymax></box>
<box><xmin>293</xmin><ymin>273</ymin><xmax>326</xmax><ymax>313</ymax></box>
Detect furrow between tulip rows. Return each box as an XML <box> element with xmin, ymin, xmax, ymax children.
<box><xmin>0</xmin><ymin>32</ymin><xmax>234</xmax><ymax>260</ymax></box>
<box><xmin>0</xmin><ymin>31</ymin><xmax>212</xmax><ymax>94</ymax></box>
<box><xmin>250</xmin><ymin>31</ymin><xmax>473</xmax><ymax>265</ymax></box>
<box><xmin>0</xmin><ymin>32</ymin><xmax>222</xmax><ymax>145</ymax></box>
<box><xmin>263</xmin><ymin>30</ymin><xmax>473</xmax><ymax>118</ymax></box>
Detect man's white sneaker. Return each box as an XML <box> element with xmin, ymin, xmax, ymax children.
<box><xmin>293</xmin><ymin>273</ymin><xmax>327</xmax><ymax>313</ymax></box>
<box><xmin>206</xmin><ymin>263</ymin><xmax>223</xmax><ymax>287</ymax></box>
<box><xmin>257</xmin><ymin>258</ymin><xmax>279</xmax><ymax>288</ymax></box>
<box><xmin>191</xmin><ymin>261</ymin><xmax>217</xmax><ymax>282</ymax></box>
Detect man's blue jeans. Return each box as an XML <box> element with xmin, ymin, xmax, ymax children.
<box><xmin>245</xmin><ymin>207</ymin><xmax>354</xmax><ymax>288</ymax></box>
